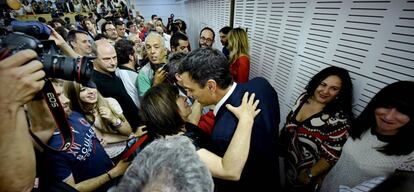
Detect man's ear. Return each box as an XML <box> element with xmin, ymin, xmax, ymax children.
<box><xmin>129</xmin><ymin>54</ymin><xmax>134</xmax><ymax>61</ymax></box>
<box><xmin>206</xmin><ymin>79</ymin><xmax>217</xmax><ymax>93</ymax></box>
<box><xmin>69</xmin><ymin>41</ymin><xmax>76</xmax><ymax>48</ymax></box>
<box><xmin>175</xmin><ymin>73</ymin><xmax>182</xmax><ymax>81</ymax></box>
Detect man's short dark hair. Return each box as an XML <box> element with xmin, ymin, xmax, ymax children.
<box><xmin>101</xmin><ymin>21</ymin><xmax>113</xmax><ymax>33</ymax></box>
<box><xmin>178</xmin><ymin>48</ymin><xmax>232</xmax><ymax>89</ymax></box>
<box><xmin>167</xmin><ymin>52</ymin><xmax>187</xmax><ymax>83</ymax></box>
<box><xmin>114</xmin><ymin>39</ymin><xmax>135</xmax><ymax>65</ymax></box>
<box><xmin>38</xmin><ymin>17</ymin><xmax>46</xmax><ymax>23</ymax></box>
<box><xmin>199</xmin><ymin>27</ymin><xmax>215</xmax><ymax>40</ymax></box>
<box><xmin>67</xmin><ymin>30</ymin><xmax>89</xmax><ymax>47</ymax></box>
<box><xmin>170</xmin><ymin>32</ymin><xmax>188</xmax><ymax>48</ymax></box>
<box><xmin>151</xmin><ymin>14</ymin><xmax>157</xmax><ymax>20</ymax></box>
<box><xmin>219</xmin><ymin>26</ymin><xmax>232</xmax><ymax>34</ymax></box>
<box><xmin>126</xmin><ymin>21</ymin><xmax>135</xmax><ymax>29</ymax></box>
<box><xmin>114</xmin><ymin>20</ymin><xmax>124</xmax><ymax>27</ymax></box>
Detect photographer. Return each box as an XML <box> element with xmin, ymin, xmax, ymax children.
<box><xmin>0</xmin><ymin>19</ymin><xmax>97</xmax><ymax>191</ymax></box>
<box><xmin>0</xmin><ymin>49</ymin><xmax>45</xmax><ymax>192</ymax></box>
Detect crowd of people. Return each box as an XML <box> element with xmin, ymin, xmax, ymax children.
<box><xmin>0</xmin><ymin>1</ymin><xmax>413</xmax><ymax>192</ymax></box>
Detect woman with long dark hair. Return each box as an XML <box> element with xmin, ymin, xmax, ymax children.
<box><xmin>320</xmin><ymin>81</ymin><xmax>414</xmax><ymax>191</ymax></box>
<box><xmin>280</xmin><ymin>66</ymin><xmax>354</xmax><ymax>191</ymax></box>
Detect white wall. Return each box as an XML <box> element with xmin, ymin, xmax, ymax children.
<box><xmin>131</xmin><ymin>0</ymin><xmax>186</xmax><ymax>25</ymax></box>
<box><xmin>184</xmin><ymin>0</ymin><xmax>231</xmax><ymax>50</ymax></box>
<box><xmin>232</xmin><ymin>0</ymin><xmax>414</xmax><ymax>126</ymax></box>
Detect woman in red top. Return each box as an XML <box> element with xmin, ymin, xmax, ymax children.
<box><xmin>228</xmin><ymin>28</ymin><xmax>250</xmax><ymax>83</ymax></box>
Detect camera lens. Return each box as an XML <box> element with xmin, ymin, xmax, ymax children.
<box><xmin>42</xmin><ymin>55</ymin><xmax>94</xmax><ymax>86</ymax></box>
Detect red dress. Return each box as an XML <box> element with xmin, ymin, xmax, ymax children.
<box><xmin>230</xmin><ymin>55</ymin><xmax>250</xmax><ymax>83</ymax></box>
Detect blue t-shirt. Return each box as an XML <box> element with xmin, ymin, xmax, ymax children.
<box><xmin>46</xmin><ymin>111</ymin><xmax>114</xmax><ymax>183</ymax></box>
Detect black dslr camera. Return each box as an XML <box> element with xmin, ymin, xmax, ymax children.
<box><xmin>1</xmin><ymin>20</ymin><xmax>94</xmax><ymax>85</ymax></box>
<box><xmin>0</xmin><ymin>20</ymin><xmax>95</xmax><ymax>151</ymax></box>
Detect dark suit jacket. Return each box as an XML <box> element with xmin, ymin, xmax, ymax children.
<box><xmin>211</xmin><ymin>77</ymin><xmax>281</xmax><ymax>191</ymax></box>
<box><xmin>91</xmin><ymin>70</ymin><xmax>141</xmax><ymax>129</ymax></box>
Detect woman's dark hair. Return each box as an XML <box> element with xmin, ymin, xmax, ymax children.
<box><xmin>167</xmin><ymin>52</ymin><xmax>187</xmax><ymax>84</ymax></box>
<box><xmin>304</xmin><ymin>66</ymin><xmax>354</xmax><ymax>118</ymax></box>
<box><xmin>140</xmin><ymin>84</ymin><xmax>185</xmax><ymax>139</ymax></box>
<box><xmin>349</xmin><ymin>81</ymin><xmax>414</xmax><ymax>155</ymax></box>
<box><xmin>174</xmin><ymin>19</ymin><xmax>187</xmax><ymax>33</ymax></box>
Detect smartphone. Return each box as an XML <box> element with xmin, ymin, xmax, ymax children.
<box><xmin>161</xmin><ymin>64</ymin><xmax>169</xmax><ymax>72</ymax></box>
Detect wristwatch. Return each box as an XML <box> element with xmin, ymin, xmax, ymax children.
<box><xmin>307</xmin><ymin>168</ymin><xmax>313</xmax><ymax>180</ymax></box>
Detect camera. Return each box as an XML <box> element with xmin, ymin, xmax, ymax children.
<box><xmin>1</xmin><ymin>20</ymin><xmax>94</xmax><ymax>86</ymax></box>
<box><xmin>0</xmin><ymin>20</ymin><xmax>94</xmax><ymax>151</ymax></box>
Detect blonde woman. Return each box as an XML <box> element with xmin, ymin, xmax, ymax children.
<box><xmin>228</xmin><ymin>27</ymin><xmax>250</xmax><ymax>83</ymax></box>
<box><xmin>64</xmin><ymin>81</ymin><xmax>133</xmax><ymax>158</ymax></box>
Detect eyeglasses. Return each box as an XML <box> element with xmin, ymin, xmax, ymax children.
<box><xmin>200</xmin><ymin>37</ymin><xmax>213</xmax><ymax>44</ymax></box>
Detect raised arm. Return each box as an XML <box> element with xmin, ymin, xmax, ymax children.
<box><xmin>197</xmin><ymin>92</ymin><xmax>260</xmax><ymax>180</ymax></box>
<box><xmin>48</xmin><ymin>26</ymin><xmax>80</xmax><ymax>58</ymax></box>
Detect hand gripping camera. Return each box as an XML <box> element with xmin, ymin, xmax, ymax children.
<box><xmin>1</xmin><ymin>20</ymin><xmax>95</xmax><ymax>151</ymax></box>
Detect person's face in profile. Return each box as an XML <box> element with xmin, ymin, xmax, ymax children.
<box><xmin>176</xmin><ymin>95</ymin><xmax>191</xmax><ymax>119</ymax></box>
<box><xmin>172</xmin><ymin>40</ymin><xmax>189</xmax><ymax>54</ymax></box>
<box><xmin>180</xmin><ymin>72</ymin><xmax>215</xmax><ymax>105</ymax></box>
<box><xmin>52</xmin><ymin>81</ymin><xmax>71</xmax><ymax>114</ymax></box>
<box><xmin>73</xmin><ymin>33</ymin><xmax>92</xmax><ymax>56</ymax></box>
<box><xmin>85</xmin><ymin>20</ymin><xmax>95</xmax><ymax>31</ymax></box>
<box><xmin>220</xmin><ymin>32</ymin><xmax>228</xmax><ymax>46</ymax></box>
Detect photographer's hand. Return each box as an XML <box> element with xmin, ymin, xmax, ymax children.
<box><xmin>0</xmin><ymin>49</ymin><xmax>45</xmax><ymax>192</ymax></box>
<box><xmin>0</xmin><ymin>50</ymin><xmax>45</xmax><ymax>110</ymax></box>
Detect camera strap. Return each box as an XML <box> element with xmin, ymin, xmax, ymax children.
<box><xmin>30</xmin><ymin>80</ymin><xmax>73</xmax><ymax>152</ymax></box>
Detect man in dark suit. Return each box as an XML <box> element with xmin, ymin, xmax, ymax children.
<box><xmin>178</xmin><ymin>48</ymin><xmax>280</xmax><ymax>192</ymax></box>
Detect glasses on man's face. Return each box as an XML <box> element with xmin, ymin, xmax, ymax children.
<box><xmin>106</xmin><ymin>28</ymin><xmax>116</xmax><ymax>32</ymax></box>
<box><xmin>200</xmin><ymin>37</ymin><xmax>213</xmax><ymax>44</ymax></box>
